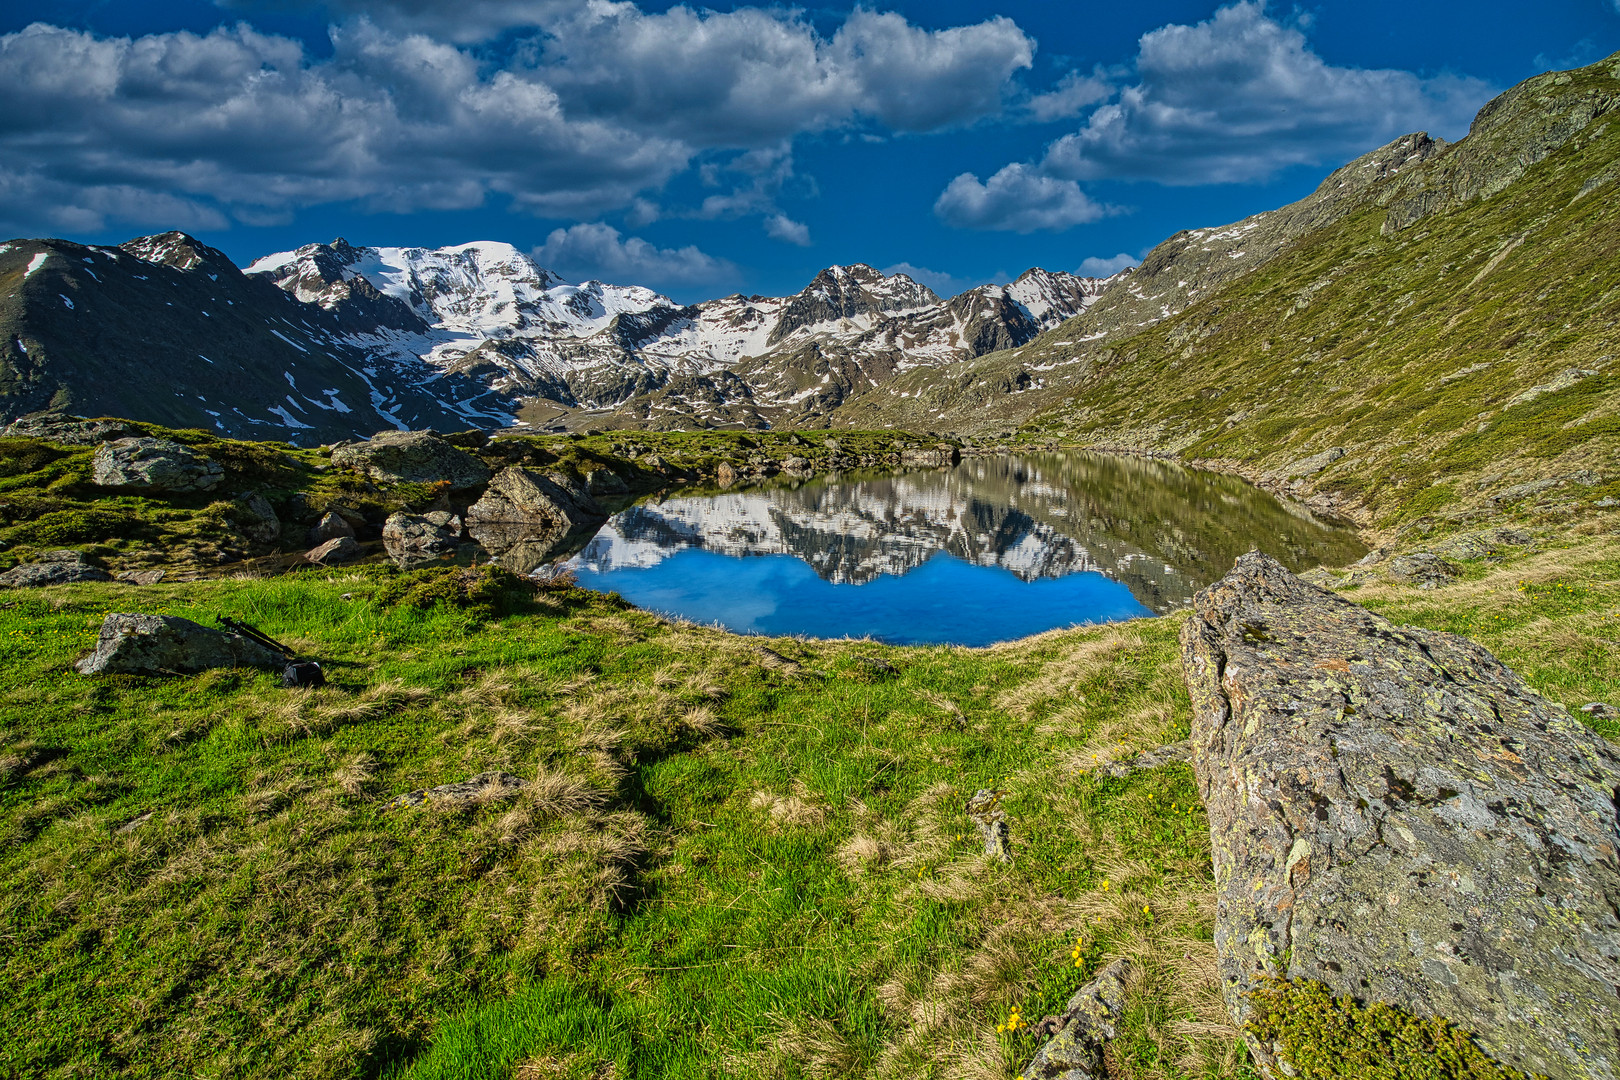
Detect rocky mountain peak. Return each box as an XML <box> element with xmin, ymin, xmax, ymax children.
<box><xmin>118</xmin><ymin>231</ymin><xmax>237</xmax><ymax>275</ymax></box>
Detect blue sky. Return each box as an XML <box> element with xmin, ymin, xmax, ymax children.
<box><xmin>2</xmin><ymin>1</ymin><xmax>1616</xmax><ymax>302</ymax></box>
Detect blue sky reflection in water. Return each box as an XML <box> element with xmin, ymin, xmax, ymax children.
<box><xmin>554</xmin><ymin>452</ymin><xmax>1365</xmax><ymax>646</ymax></box>
<box><xmin>571</xmin><ymin>547</ymin><xmax>1152</xmax><ymax>647</ymax></box>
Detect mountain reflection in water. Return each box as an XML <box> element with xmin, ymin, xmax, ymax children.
<box><xmin>555</xmin><ymin>452</ymin><xmax>1365</xmax><ymax>643</ymax></box>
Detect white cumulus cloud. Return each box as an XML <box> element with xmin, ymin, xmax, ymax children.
<box><xmin>1040</xmin><ymin>1</ymin><xmax>1494</xmax><ymax>184</ymax></box>
<box><xmin>531</xmin><ymin>223</ymin><xmax>734</xmax><ymax>287</ymax></box>
<box><xmin>1076</xmin><ymin>253</ymin><xmax>1138</xmax><ymax>277</ymax></box>
<box><xmin>934</xmin><ymin>164</ymin><xmax>1110</xmax><ymax>233</ymax></box>
<box><xmin>764</xmin><ymin>215</ymin><xmax>812</xmax><ymax>246</ymax></box>
<box><xmin>0</xmin><ymin>5</ymin><xmax>1034</xmax><ymax>236</ymax></box>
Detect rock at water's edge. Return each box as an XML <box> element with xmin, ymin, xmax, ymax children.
<box><xmin>1182</xmin><ymin>551</ymin><xmax>1620</xmax><ymax>1080</ymax></box>
<box><xmin>464</xmin><ymin>467</ymin><xmax>606</xmax><ymax>571</ymax></box>
<box><xmin>383</xmin><ymin>511</ymin><xmax>463</xmax><ymax>569</ymax></box>
<box><xmin>77</xmin><ymin>613</ymin><xmax>286</xmax><ymax>675</ymax></box>
<box><xmin>306</xmin><ymin>536</ymin><xmax>360</xmax><ymax>565</ymax></box>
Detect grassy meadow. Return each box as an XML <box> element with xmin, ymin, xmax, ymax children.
<box><xmin>3</xmin><ymin>501</ymin><xmax>1618</xmax><ymax>1079</ymax></box>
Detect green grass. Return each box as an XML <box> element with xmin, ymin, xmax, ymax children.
<box><xmin>4</xmin><ymin>521</ymin><xmax>1617</xmax><ymax>1079</ymax></box>
<box><xmin>0</xmin><ymin>564</ymin><xmax>1233</xmax><ymax>1080</ymax></box>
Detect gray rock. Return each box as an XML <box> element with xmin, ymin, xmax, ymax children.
<box><xmin>2</xmin><ymin>414</ymin><xmax>142</xmax><ymax>444</ymax></box>
<box><xmin>92</xmin><ymin>437</ymin><xmax>223</xmax><ymax>493</ymax></box>
<box><xmin>715</xmin><ymin>461</ymin><xmax>740</xmax><ymax>487</ymax></box>
<box><xmin>465</xmin><ymin>467</ymin><xmax>606</xmax><ymax>571</ymax></box>
<box><xmin>76</xmin><ymin>613</ymin><xmax>286</xmax><ymax>675</ymax></box>
<box><xmin>233</xmin><ymin>492</ymin><xmax>280</xmax><ymax>545</ymax></box>
<box><xmin>1432</xmin><ymin>527</ymin><xmax>1532</xmax><ymax>561</ymax></box>
<box><xmin>781</xmin><ymin>455</ymin><xmax>811</xmax><ymax>474</ymax></box>
<box><xmin>385</xmin><ymin>771</ymin><xmax>526</xmax><ymax>810</ymax></box>
<box><xmin>330</xmin><ymin>430</ymin><xmax>492</xmax><ymax>489</ymax></box>
<box><xmin>1098</xmin><ymin>740</ymin><xmax>1192</xmax><ymax>779</ymax></box>
<box><xmin>1384</xmin><ymin>551</ymin><xmax>1459</xmax><ymax>588</ymax></box>
<box><xmin>1581</xmin><ymin>702</ymin><xmax>1618</xmax><ymax>721</ymax></box>
<box><xmin>585</xmin><ymin>467</ymin><xmax>629</xmax><ymax>496</ymax></box>
<box><xmin>1021</xmin><ymin>959</ymin><xmax>1131</xmax><ymax>1080</ymax></box>
<box><xmin>0</xmin><ymin>549</ymin><xmax>113</xmax><ymax>588</ymax></box>
<box><xmin>1284</xmin><ymin>445</ymin><xmax>1346</xmax><ymax>477</ymax></box>
<box><xmin>306</xmin><ymin>511</ymin><xmax>356</xmax><ymax>546</ymax></box>
<box><xmin>306</xmin><ymin>536</ymin><xmax>360</xmax><ymax>565</ymax></box>
<box><xmin>1</xmin><ymin>555</ymin><xmax>102</xmax><ymax>587</ymax></box>
<box><xmin>115</xmin><ymin>569</ymin><xmax>166</xmax><ymax>586</ymax></box>
<box><xmin>1492</xmin><ymin>477</ymin><xmax>1563</xmax><ymax>503</ymax></box>
<box><xmin>965</xmin><ymin>789</ymin><xmax>1011</xmax><ymax>862</ymax></box>
<box><xmin>382</xmin><ymin>511</ymin><xmax>462</xmax><ymax>569</ymax></box>
<box><xmin>1182</xmin><ymin>551</ymin><xmax>1620</xmax><ymax>1080</ymax></box>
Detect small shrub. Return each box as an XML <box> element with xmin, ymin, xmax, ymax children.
<box><xmin>1246</xmin><ymin>978</ymin><xmax>1542</xmax><ymax>1080</ymax></box>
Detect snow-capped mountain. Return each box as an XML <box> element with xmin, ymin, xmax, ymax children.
<box><xmin>246</xmin><ymin>239</ymin><xmax>1120</xmax><ymax>430</ymax></box>
<box><xmin>0</xmin><ymin>229</ymin><xmax>1123</xmax><ymax>441</ymax></box>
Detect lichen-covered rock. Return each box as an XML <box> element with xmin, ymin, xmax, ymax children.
<box><xmin>1182</xmin><ymin>551</ymin><xmax>1620</xmax><ymax>1080</ymax></box>
<box><xmin>330</xmin><ymin>430</ymin><xmax>491</xmax><ymax>489</ymax></box>
<box><xmin>1383</xmin><ymin>550</ymin><xmax>1460</xmax><ymax>587</ymax></box>
<box><xmin>585</xmin><ymin>467</ymin><xmax>629</xmax><ymax>496</ymax></box>
<box><xmin>1021</xmin><ymin>959</ymin><xmax>1132</xmax><ymax>1080</ymax></box>
<box><xmin>92</xmin><ymin>437</ymin><xmax>223</xmax><ymax>492</ymax></box>
<box><xmin>965</xmin><ymin>788</ymin><xmax>1011</xmax><ymax>862</ymax></box>
<box><xmin>1431</xmin><ymin>527</ymin><xmax>1532</xmax><ymax>561</ymax></box>
<box><xmin>382</xmin><ymin>511</ymin><xmax>463</xmax><ymax>569</ymax></box>
<box><xmin>76</xmin><ymin>613</ymin><xmax>286</xmax><ymax>675</ymax></box>
<box><xmin>0</xmin><ymin>549</ymin><xmax>113</xmax><ymax>588</ymax></box>
<box><xmin>464</xmin><ymin>467</ymin><xmax>606</xmax><ymax>571</ymax></box>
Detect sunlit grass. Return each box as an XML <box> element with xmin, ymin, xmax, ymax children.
<box><xmin>2</xmin><ymin>523</ymin><xmax>1616</xmax><ymax>1079</ymax></box>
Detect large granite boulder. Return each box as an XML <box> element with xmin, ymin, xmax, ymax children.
<box><xmin>92</xmin><ymin>437</ymin><xmax>224</xmax><ymax>493</ymax></box>
<box><xmin>330</xmin><ymin>431</ymin><xmax>491</xmax><ymax>489</ymax></box>
<box><xmin>1182</xmin><ymin>551</ymin><xmax>1620</xmax><ymax>1080</ymax></box>
<box><xmin>0</xmin><ymin>550</ymin><xmax>113</xmax><ymax>588</ymax></box>
<box><xmin>382</xmin><ymin>511</ymin><xmax>463</xmax><ymax>569</ymax></box>
<box><xmin>465</xmin><ymin>467</ymin><xmax>607</xmax><ymax>571</ymax></box>
<box><xmin>76</xmin><ymin>613</ymin><xmax>286</xmax><ymax>675</ymax></box>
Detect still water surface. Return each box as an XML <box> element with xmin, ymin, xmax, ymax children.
<box><xmin>557</xmin><ymin>451</ymin><xmax>1365</xmax><ymax>647</ymax></box>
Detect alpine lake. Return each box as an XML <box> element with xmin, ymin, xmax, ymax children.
<box><xmin>481</xmin><ymin>451</ymin><xmax>1366</xmax><ymax>647</ymax></box>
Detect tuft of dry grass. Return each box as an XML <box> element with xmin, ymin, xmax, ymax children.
<box><xmin>749</xmin><ymin>780</ymin><xmax>827</xmax><ymax>829</ymax></box>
